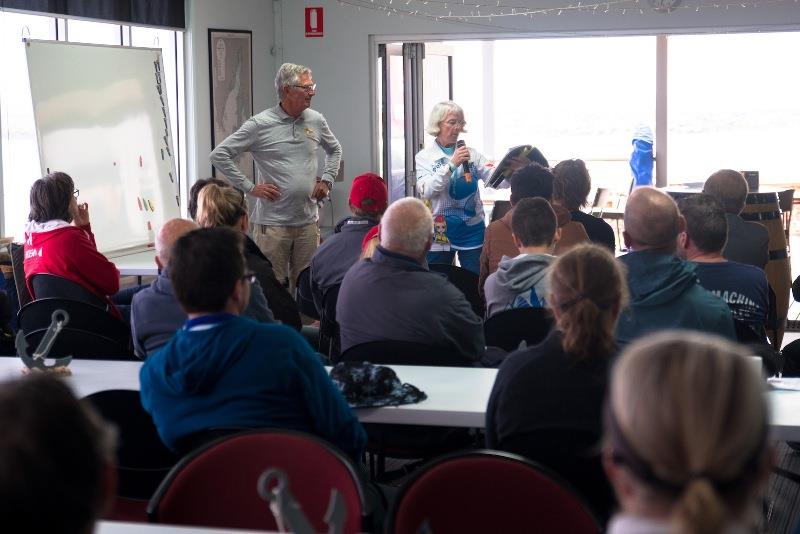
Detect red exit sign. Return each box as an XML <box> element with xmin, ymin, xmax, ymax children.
<box><xmin>305</xmin><ymin>7</ymin><xmax>323</xmax><ymax>38</ymax></box>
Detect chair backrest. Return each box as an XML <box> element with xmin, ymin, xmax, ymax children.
<box><xmin>338</xmin><ymin>340</ymin><xmax>473</xmax><ymax>367</ymax></box>
<box><xmin>484</xmin><ymin>307</ymin><xmax>553</xmax><ymax>352</ymax></box>
<box><xmin>84</xmin><ymin>390</ymin><xmax>178</xmax><ymax>500</ymax></box>
<box><xmin>428</xmin><ymin>263</ymin><xmax>484</xmax><ymax>317</ymax></box>
<box><xmin>319</xmin><ymin>283</ymin><xmax>342</xmax><ymax>358</ymax></box>
<box><xmin>779</xmin><ymin>188</ymin><xmax>794</xmax><ymax>214</ymax></box>
<box><xmin>147</xmin><ymin>429</ymin><xmax>366</xmax><ymax>534</ymax></box>
<box><xmin>30</xmin><ymin>273</ymin><xmax>108</xmax><ymax>309</ymax></box>
<box><xmin>24</xmin><ymin>327</ymin><xmax>135</xmax><ymax>360</ymax></box>
<box><xmin>294</xmin><ymin>266</ymin><xmax>319</xmax><ymax>319</ymax></box>
<box><xmin>388</xmin><ymin>450</ymin><xmax>600</xmax><ymax>534</ymax></box>
<box><xmin>10</xmin><ymin>243</ymin><xmax>32</xmax><ymax>308</ymax></box>
<box><xmin>18</xmin><ymin>297</ymin><xmax>130</xmax><ymax>346</ymax></box>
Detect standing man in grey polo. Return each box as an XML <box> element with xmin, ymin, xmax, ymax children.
<box><xmin>210</xmin><ymin>62</ymin><xmax>342</xmax><ymax>289</ymax></box>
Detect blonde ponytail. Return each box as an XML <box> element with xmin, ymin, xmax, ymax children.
<box><xmin>671</xmin><ymin>478</ymin><xmax>727</xmax><ymax>534</ymax></box>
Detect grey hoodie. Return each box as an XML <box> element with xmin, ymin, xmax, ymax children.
<box><xmin>483</xmin><ymin>253</ymin><xmax>554</xmax><ymax>318</ymax></box>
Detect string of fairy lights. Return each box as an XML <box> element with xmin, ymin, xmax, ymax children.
<box><xmin>336</xmin><ymin>0</ymin><xmax>795</xmax><ymax>27</ymax></box>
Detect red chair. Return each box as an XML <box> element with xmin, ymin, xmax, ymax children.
<box><xmin>147</xmin><ymin>429</ymin><xmax>366</xmax><ymax>533</ymax></box>
<box><xmin>387</xmin><ymin>450</ymin><xmax>601</xmax><ymax>534</ymax></box>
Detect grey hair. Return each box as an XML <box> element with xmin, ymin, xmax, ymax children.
<box><xmin>425</xmin><ymin>101</ymin><xmax>467</xmax><ymax>137</ymax></box>
<box><xmin>275</xmin><ymin>62</ymin><xmax>311</xmax><ymax>101</ymax></box>
<box><xmin>381</xmin><ymin>198</ymin><xmax>433</xmax><ymax>257</ymax></box>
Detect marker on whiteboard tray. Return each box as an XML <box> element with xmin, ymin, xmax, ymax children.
<box><xmin>154</xmin><ymin>60</ymin><xmax>161</xmax><ymax>72</ymax></box>
<box><xmin>165</xmin><ymin>145</ymin><xmax>171</xmax><ymax>157</ymax></box>
<box><xmin>163</xmin><ymin>117</ymin><xmax>168</xmax><ymax>130</ymax></box>
<box><xmin>175</xmin><ymin>195</ymin><xmax>180</xmax><ymax>206</ymax></box>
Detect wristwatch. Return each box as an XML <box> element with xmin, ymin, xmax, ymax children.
<box><xmin>448</xmin><ymin>162</ymin><xmax>457</xmax><ymax>173</ymax></box>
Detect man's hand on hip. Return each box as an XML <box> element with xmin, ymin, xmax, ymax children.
<box><xmin>311</xmin><ymin>181</ymin><xmax>331</xmax><ymax>201</ymax></box>
<box><xmin>251</xmin><ymin>184</ymin><xmax>281</xmax><ymax>201</ymax></box>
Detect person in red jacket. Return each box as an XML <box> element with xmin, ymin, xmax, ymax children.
<box><xmin>23</xmin><ymin>172</ymin><xmax>121</xmax><ymax>316</ymax></box>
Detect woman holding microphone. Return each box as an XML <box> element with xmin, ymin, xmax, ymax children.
<box><xmin>415</xmin><ymin>101</ymin><xmax>498</xmax><ymax>274</ymax></box>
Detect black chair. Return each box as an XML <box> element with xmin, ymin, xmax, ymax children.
<box><xmin>30</xmin><ymin>273</ymin><xmax>108</xmax><ymax>309</ymax></box>
<box><xmin>428</xmin><ymin>263</ymin><xmax>484</xmax><ymax>317</ymax></box>
<box><xmin>319</xmin><ymin>283</ymin><xmax>341</xmax><ymax>359</ymax></box>
<box><xmin>23</xmin><ymin>327</ymin><xmax>134</xmax><ymax>360</ymax></box>
<box><xmin>9</xmin><ymin>243</ymin><xmax>32</xmax><ymax>308</ymax></box>
<box><xmin>18</xmin><ymin>297</ymin><xmax>130</xmax><ymax>347</ymax></box>
<box><xmin>338</xmin><ymin>340</ymin><xmax>473</xmax><ymax>367</ymax></box>
<box><xmin>484</xmin><ymin>307</ymin><xmax>553</xmax><ymax>352</ymax></box>
<box><xmin>84</xmin><ymin>390</ymin><xmax>178</xmax><ymax>500</ymax></box>
<box><xmin>294</xmin><ymin>266</ymin><xmax>319</xmax><ymax>319</ymax></box>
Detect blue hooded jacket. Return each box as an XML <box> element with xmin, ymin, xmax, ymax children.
<box><xmin>140</xmin><ymin>315</ymin><xmax>366</xmax><ymax>459</ymax></box>
<box><xmin>616</xmin><ymin>251</ymin><xmax>735</xmax><ymax>345</ymax></box>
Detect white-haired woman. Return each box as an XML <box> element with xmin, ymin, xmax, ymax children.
<box><xmin>415</xmin><ymin>101</ymin><xmax>498</xmax><ymax>274</ymax></box>
<box><xmin>604</xmin><ymin>331</ymin><xmax>772</xmax><ymax>534</ymax></box>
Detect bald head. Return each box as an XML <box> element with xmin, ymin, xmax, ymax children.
<box><xmin>703</xmin><ymin>169</ymin><xmax>748</xmax><ymax>215</ymax></box>
<box><xmin>380</xmin><ymin>198</ymin><xmax>433</xmax><ymax>262</ymax></box>
<box><xmin>156</xmin><ymin>218</ymin><xmax>199</xmax><ymax>268</ymax></box>
<box><xmin>623</xmin><ymin>187</ymin><xmax>683</xmax><ymax>254</ymax></box>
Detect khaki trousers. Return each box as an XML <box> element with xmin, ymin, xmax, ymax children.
<box><xmin>253</xmin><ymin>222</ymin><xmax>320</xmax><ymax>292</ymax></box>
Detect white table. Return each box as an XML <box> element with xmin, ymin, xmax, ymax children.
<box><xmin>97</xmin><ymin>521</ymin><xmax>275</xmax><ymax>534</ymax></box>
<box><xmin>2</xmin><ymin>358</ymin><xmax>799</xmax><ymax>439</ymax></box>
<box><xmin>110</xmin><ymin>249</ymin><xmax>158</xmax><ymax>277</ymax></box>
<box><xmin>0</xmin><ymin>358</ymin><xmax>492</xmax><ymax>427</ymax></box>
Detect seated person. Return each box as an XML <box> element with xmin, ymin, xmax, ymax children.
<box><xmin>130</xmin><ymin>218</ymin><xmax>274</xmax><ymax>358</ymax></box>
<box><xmin>480</xmin><ymin>163</ymin><xmax>588</xmax><ymax>297</ymax></box>
<box><xmin>703</xmin><ymin>169</ymin><xmax>769</xmax><ymax>269</ymax></box>
<box><xmin>140</xmin><ymin>227</ymin><xmax>366</xmax><ymax>459</ymax></box>
<box><xmin>616</xmin><ymin>187</ymin><xmax>735</xmax><ymax>345</ymax></box>
<box><xmin>23</xmin><ymin>171</ymin><xmax>121</xmax><ymax>317</ymax></box>
<box><xmin>187</xmin><ymin>177</ymin><xmax>228</xmax><ymax>220</ymax></box>
<box><xmin>337</xmin><ymin>197</ymin><xmax>484</xmax><ymax>361</ymax></box>
<box><xmin>677</xmin><ymin>194</ymin><xmax>769</xmax><ymax>339</ymax></box>
<box><xmin>310</xmin><ymin>173</ymin><xmax>387</xmax><ymax>316</ymax></box>
<box><xmin>195</xmin><ymin>183</ymin><xmax>301</xmax><ymax>330</ymax></box>
<box><xmin>604</xmin><ymin>332</ymin><xmax>771</xmax><ymax>533</ymax></box>
<box><xmin>486</xmin><ymin>243</ymin><xmax>627</xmax><ymax>519</ymax></box>
<box><xmin>552</xmin><ymin>158</ymin><xmax>616</xmax><ymax>252</ymax></box>
<box><xmin>0</xmin><ymin>374</ymin><xmax>116</xmax><ymax>534</ymax></box>
<box><xmin>483</xmin><ymin>197</ymin><xmax>559</xmax><ymax>318</ymax></box>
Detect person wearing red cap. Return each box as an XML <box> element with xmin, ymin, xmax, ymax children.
<box><xmin>308</xmin><ymin>173</ymin><xmax>388</xmax><ymax>317</ymax></box>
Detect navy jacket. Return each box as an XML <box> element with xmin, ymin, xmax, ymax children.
<box><xmin>130</xmin><ymin>268</ymin><xmax>273</xmax><ymax>358</ymax></box>
<box><xmin>336</xmin><ymin>246</ymin><xmax>484</xmax><ymax>360</ymax></box>
<box><xmin>310</xmin><ymin>216</ymin><xmax>378</xmax><ymax>317</ymax></box>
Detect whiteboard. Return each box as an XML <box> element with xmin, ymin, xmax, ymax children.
<box><xmin>25</xmin><ymin>39</ymin><xmax>180</xmax><ymax>256</ymax></box>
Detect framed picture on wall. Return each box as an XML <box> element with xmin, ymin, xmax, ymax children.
<box><xmin>208</xmin><ymin>29</ymin><xmax>254</xmax><ymax>182</ymax></box>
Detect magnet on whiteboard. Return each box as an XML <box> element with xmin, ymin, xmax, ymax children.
<box><xmin>161</xmin><ymin>149</ymin><xmax>164</xmax><ymax>160</ymax></box>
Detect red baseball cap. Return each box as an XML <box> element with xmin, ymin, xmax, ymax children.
<box><xmin>349</xmin><ymin>173</ymin><xmax>388</xmax><ymax>214</ymax></box>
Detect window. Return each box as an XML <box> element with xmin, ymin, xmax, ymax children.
<box><xmin>667</xmin><ymin>32</ymin><xmax>800</xmax><ymax>185</ymax></box>
<box><xmin>0</xmin><ymin>12</ymin><xmax>185</xmax><ymax>238</ymax></box>
<box><xmin>0</xmin><ymin>12</ymin><xmax>56</xmax><ymax>240</ymax></box>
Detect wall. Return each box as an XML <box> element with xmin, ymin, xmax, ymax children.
<box><xmin>184</xmin><ymin>0</ymin><xmax>276</xmax><ymax>203</ymax></box>
<box><xmin>277</xmin><ymin>0</ymin><xmax>800</xmax><ymax>221</ymax></box>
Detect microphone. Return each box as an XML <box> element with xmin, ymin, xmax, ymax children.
<box><xmin>456</xmin><ymin>140</ymin><xmax>472</xmax><ymax>183</ymax></box>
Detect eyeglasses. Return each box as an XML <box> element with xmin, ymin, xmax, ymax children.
<box><xmin>73</xmin><ymin>188</ymin><xmax>80</xmax><ymax>198</ymax></box>
<box><xmin>292</xmin><ymin>83</ymin><xmax>317</xmax><ymax>93</ymax></box>
<box><xmin>241</xmin><ymin>272</ymin><xmax>257</xmax><ymax>284</ymax></box>
<box><xmin>442</xmin><ymin>119</ymin><xmax>466</xmax><ymax>127</ymax></box>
